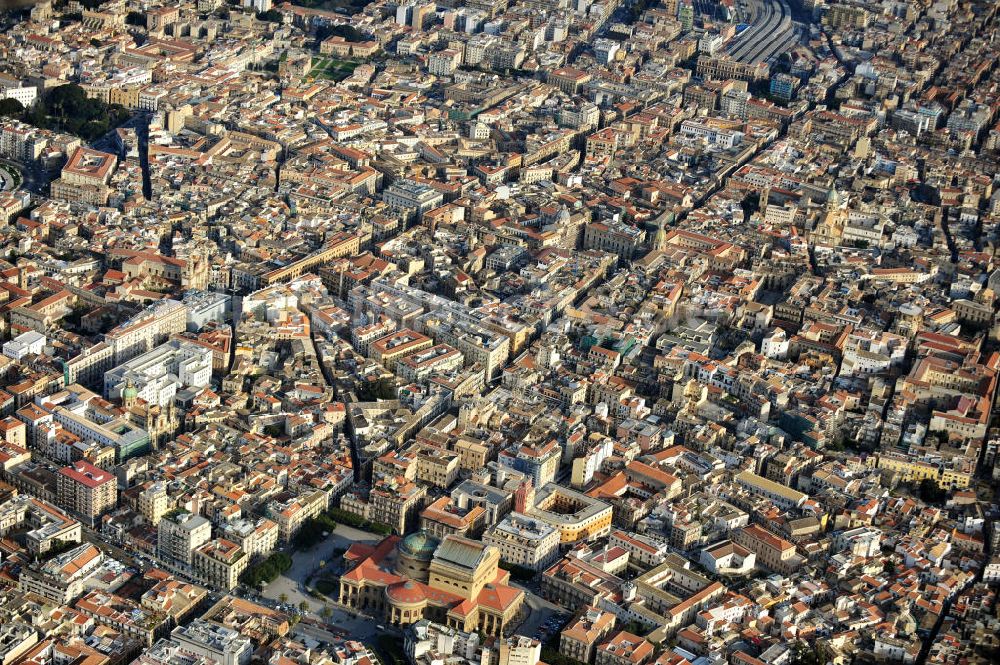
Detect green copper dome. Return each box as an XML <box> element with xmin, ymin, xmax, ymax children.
<box><xmin>399</xmin><ymin>530</ymin><xmax>439</xmax><ymax>560</ymax></box>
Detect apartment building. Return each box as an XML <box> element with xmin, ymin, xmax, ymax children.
<box><xmin>560</xmin><ymin>607</ymin><xmax>617</xmax><ymax>664</ymax></box>
<box><xmin>732</xmin><ymin>525</ymin><xmax>800</xmax><ymax>574</ymax></box>
<box><xmin>529</xmin><ymin>483</ymin><xmax>613</xmax><ymax>544</ymax></box>
<box><xmin>412</xmin><ymin>444</ymin><xmax>461</xmax><ymax>489</ymax></box>
<box><xmin>595</xmin><ymin>632</ymin><xmax>654</xmax><ymax>665</ymax></box>
<box><xmin>139</xmin><ymin>482</ymin><xmax>171</xmax><ymax>525</ymax></box>
<box><xmin>397</xmin><ymin>344</ymin><xmax>464</xmax><ymax>381</ymax></box>
<box><xmin>370</xmin><ymin>477</ymin><xmax>427</xmax><ymax>534</ymax></box>
<box><xmin>18</xmin><ymin>542</ymin><xmax>103</xmax><ymax>603</ymax></box>
<box><xmin>171</xmin><ymin>620</ymin><xmax>253</xmax><ymax>665</ymax></box>
<box><xmin>267</xmin><ymin>489</ymin><xmax>328</xmax><ymax>542</ymax></box>
<box><xmin>547</xmin><ymin>67</ymin><xmax>592</xmax><ymax>94</ymax></box>
<box><xmin>193</xmin><ymin>539</ymin><xmax>248</xmax><ymax>590</ymax></box>
<box><xmin>105</xmin><ymin>299</ymin><xmax>188</xmax><ymax>365</ymax></box>
<box><xmin>733</xmin><ymin>470</ymin><xmax>808</xmax><ymax>510</ymax></box>
<box><xmin>419</xmin><ymin>496</ymin><xmax>487</xmax><ymax>539</ymax></box>
<box><xmin>583</xmin><ymin>222</ymin><xmax>645</xmax><ymax>259</ymax></box>
<box><xmin>46</xmin><ymin>385</ymin><xmax>150</xmax><ymax>461</ymax></box>
<box><xmin>222</xmin><ymin>517</ymin><xmax>280</xmax><ymax>558</ymax></box>
<box><xmin>158</xmin><ymin>511</ymin><xmax>212</xmax><ymax>569</ymax></box>
<box><xmin>485</xmin><ymin>512</ymin><xmax>560</xmax><ymax>571</ymax></box>
<box><xmin>50</xmin><ymin>146</ymin><xmax>117</xmax><ymax>205</ymax></box>
<box><xmin>56</xmin><ymin>460</ymin><xmax>117</xmax><ymax>526</ymax></box>
<box><xmin>370</xmin><ymin>329</ymin><xmax>434</xmax><ymax>372</ymax></box>
<box><xmin>382</xmin><ymin>179</ymin><xmax>444</xmax><ymax>220</ymax></box>
<box><xmin>498</xmin><ymin>440</ymin><xmax>561</xmax><ymax>488</ymax></box>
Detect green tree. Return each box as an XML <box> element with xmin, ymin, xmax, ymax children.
<box><xmin>918</xmin><ymin>478</ymin><xmax>946</xmax><ymax>504</ymax></box>
<box><xmin>0</xmin><ymin>98</ymin><xmax>24</xmax><ymax>118</ymax></box>
<box><xmin>357</xmin><ymin>376</ymin><xmax>396</xmax><ymax>400</ymax></box>
<box><xmin>498</xmin><ymin>560</ymin><xmax>536</xmax><ymax>582</ymax></box>
<box><xmin>790</xmin><ymin>641</ymin><xmax>827</xmax><ymax>665</ymax></box>
<box><xmin>241</xmin><ymin>552</ymin><xmax>293</xmax><ymax>587</ymax></box>
<box><xmin>315</xmin><ymin>23</ymin><xmax>368</xmax><ymax>43</ymax></box>
<box><xmin>279</xmin><ymin>592</ymin><xmax>289</xmax><ymax>604</ymax></box>
<box><xmin>257</xmin><ymin>9</ymin><xmax>282</xmax><ymax>22</ymax></box>
<box><xmin>26</xmin><ymin>83</ymin><xmax>131</xmax><ymax>142</ymax></box>
<box><xmin>299</xmin><ymin>600</ymin><xmax>310</xmax><ymax>612</ymax></box>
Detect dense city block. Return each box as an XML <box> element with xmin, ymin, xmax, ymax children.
<box><xmin>0</xmin><ymin>1</ymin><xmax>999</xmax><ymax>665</ymax></box>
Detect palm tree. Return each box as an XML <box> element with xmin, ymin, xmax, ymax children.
<box><xmin>299</xmin><ymin>601</ymin><xmax>310</xmax><ymax>613</ymax></box>
<box><xmin>279</xmin><ymin>592</ymin><xmax>289</xmax><ymax>604</ymax></box>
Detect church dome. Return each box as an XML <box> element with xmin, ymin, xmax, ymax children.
<box><xmin>398</xmin><ymin>531</ymin><xmax>439</xmax><ymax>561</ymax></box>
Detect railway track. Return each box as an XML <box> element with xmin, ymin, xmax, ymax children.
<box><xmin>730</xmin><ymin>0</ymin><xmax>796</xmax><ymax>64</ymax></box>
<box><xmin>727</xmin><ymin>0</ymin><xmax>775</xmax><ymax>60</ymax></box>
<box><xmin>742</xmin><ymin>2</ymin><xmax>794</xmax><ymax>63</ymax></box>
<box><xmin>756</xmin><ymin>24</ymin><xmax>800</xmax><ymax>65</ymax></box>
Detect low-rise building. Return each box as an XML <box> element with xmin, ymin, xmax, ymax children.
<box><xmin>18</xmin><ymin>542</ymin><xmax>103</xmax><ymax>603</ymax></box>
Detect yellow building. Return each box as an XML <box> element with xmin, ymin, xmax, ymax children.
<box><xmin>453</xmin><ymin>435</ymin><xmax>490</xmax><ymax>471</ymax></box>
<box><xmin>413</xmin><ymin>444</ymin><xmax>461</xmax><ymax>489</ymax></box>
<box><xmin>338</xmin><ymin>533</ymin><xmax>524</xmax><ymax>636</ymax></box>
<box><xmin>370</xmin><ymin>329</ymin><xmax>434</xmax><ymax>372</ymax></box>
<box><xmin>823</xmin><ymin>4</ymin><xmax>871</xmax><ymax>29</ymax></box>
<box><xmin>528</xmin><ymin>483</ymin><xmax>612</xmax><ymax>544</ymax></box>
<box><xmin>138</xmin><ymin>482</ymin><xmax>171</xmax><ymax>525</ymax></box>
<box><xmin>110</xmin><ymin>86</ymin><xmax>142</xmax><ymax>109</ymax></box>
<box><xmin>872</xmin><ymin>452</ymin><xmax>972</xmax><ymax>490</ymax></box>
<box><xmin>733</xmin><ymin>525</ymin><xmax>801</xmax><ymax>574</ymax></box>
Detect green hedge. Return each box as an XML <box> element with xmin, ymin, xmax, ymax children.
<box><xmin>315</xmin><ymin>577</ymin><xmax>339</xmax><ymax>595</ymax></box>
<box><xmin>540</xmin><ymin>646</ymin><xmax>585</xmax><ymax>665</ymax></box>
<box><xmin>243</xmin><ymin>552</ymin><xmax>293</xmax><ymax>587</ymax></box>
<box><xmin>326</xmin><ymin>507</ymin><xmax>392</xmax><ymax>535</ymax></box>
<box><xmin>293</xmin><ymin>507</ymin><xmax>392</xmax><ymax>549</ymax></box>
<box><xmin>499</xmin><ymin>560</ymin><xmax>537</xmax><ymax>582</ymax></box>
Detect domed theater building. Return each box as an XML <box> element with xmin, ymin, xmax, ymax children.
<box><xmin>337</xmin><ymin>531</ymin><xmax>524</xmax><ymax>635</ymax></box>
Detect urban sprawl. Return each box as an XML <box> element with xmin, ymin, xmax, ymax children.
<box><xmin>0</xmin><ymin>1</ymin><xmax>998</xmax><ymax>665</ymax></box>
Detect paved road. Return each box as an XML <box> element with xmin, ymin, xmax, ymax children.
<box><xmin>511</xmin><ymin>581</ymin><xmax>566</xmax><ymax>640</ymax></box>
<box><xmin>257</xmin><ymin>521</ymin><xmax>566</xmax><ymax>641</ymax></box>
<box><xmin>89</xmin><ymin>113</ymin><xmax>147</xmax><ymax>155</ymax></box>
<box><xmin>293</xmin><ymin>614</ymin><xmax>391</xmax><ymax>645</ymax></box>
<box><xmin>1</xmin><ymin>157</ymin><xmax>49</xmax><ymax>195</ymax></box>
<box><xmin>0</xmin><ymin>163</ymin><xmax>17</xmax><ymax>191</ymax></box>
<box><xmin>259</xmin><ymin>522</ymin><xmax>378</xmax><ymax>609</ymax></box>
